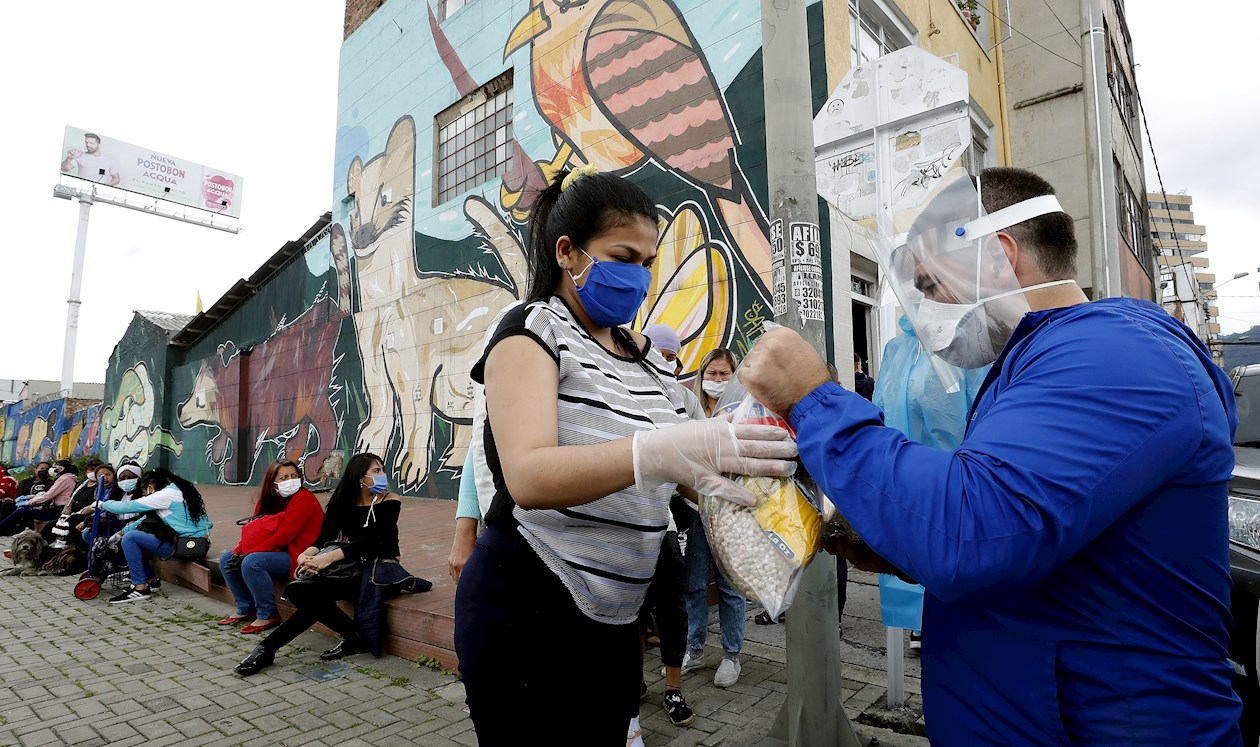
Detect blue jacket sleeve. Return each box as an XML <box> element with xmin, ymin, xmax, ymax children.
<box><xmin>456</xmin><ymin>448</ymin><xmax>482</xmax><ymax>522</ymax></box>
<box><xmin>792</xmin><ymin>321</ymin><xmax>1209</xmax><ymax>603</ymax></box>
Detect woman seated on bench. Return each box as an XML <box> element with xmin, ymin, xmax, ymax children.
<box><xmin>234</xmin><ymin>452</ymin><xmax>424</xmax><ymax>676</ymax></box>
<box><xmin>217</xmin><ymin>460</ymin><xmax>324</xmax><ymax>635</ymax></box>
<box><xmin>100</xmin><ymin>468</ymin><xmax>213</xmax><ymax>604</ymax></box>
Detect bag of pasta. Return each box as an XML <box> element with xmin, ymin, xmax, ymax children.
<box><xmin>700</xmin><ymin>392</ymin><xmax>823</xmax><ymax>620</ymax></box>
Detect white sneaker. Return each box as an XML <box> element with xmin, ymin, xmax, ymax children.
<box><xmin>679</xmin><ymin>649</ymin><xmax>704</xmax><ymax>675</ymax></box>
<box><xmin>714</xmin><ymin>657</ymin><xmax>741</xmax><ymax>688</ymax></box>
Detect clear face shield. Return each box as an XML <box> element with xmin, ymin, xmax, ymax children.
<box><xmin>872</xmin><ymin>170</ymin><xmax>1068</xmax><ymax>392</ymax></box>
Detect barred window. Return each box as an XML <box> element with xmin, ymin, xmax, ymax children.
<box><xmin>435</xmin><ymin>71</ymin><xmax>513</xmax><ymax>205</ymax></box>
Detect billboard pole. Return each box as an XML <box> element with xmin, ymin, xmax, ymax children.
<box><xmin>759</xmin><ymin>1</ymin><xmax>862</xmax><ymax>745</ymax></box>
<box><xmin>60</xmin><ymin>192</ymin><xmax>93</xmax><ymax>393</ymax></box>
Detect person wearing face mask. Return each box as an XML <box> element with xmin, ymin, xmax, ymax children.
<box><xmin>234</xmin><ymin>453</ymin><xmax>425</xmax><ymax>676</ymax></box>
<box><xmin>693</xmin><ymin>348</ymin><xmax>736</xmax><ymax>418</ymax></box>
<box><xmin>217</xmin><ymin>460</ymin><xmax>324</xmax><ymax>635</ymax></box>
<box><xmin>738</xmin><ymin>167</ymin><xmax>1242</xmax><ymax>745</ymax></box>
<box><xmin>65</xmin><ymin>463</ymin><xmax>127</xmax><ymax>548</ymax></box>
<box><xmin>453</xmin><ymin>167</ymin><xmax>797</xmax><ymax>744</ymax></box>
<box><xmin>677</xmin><ymin>348</ymin><xmax>748</xmax><ymax>687</ymax></box>
<box><xmin>101</xmin><ymin>468</ymin><xmax>213</xmax><ymax>603</ymax></box>
<box><xmin>0</xmin><ymin>459</ymin><xmax>78</xmax><ymax>536</ymax></box>
<box><xmin>48</xmin><ymin>459</ymin><xmax>102</xmax><ymax>549</ymax></box>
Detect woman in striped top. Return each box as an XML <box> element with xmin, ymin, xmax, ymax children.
<box><xmin>455</xmin><ymin>168</ymin><xmax>798</xmax><ymax>745</ymax></box>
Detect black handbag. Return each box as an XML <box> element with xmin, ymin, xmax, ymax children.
<box><xmin>171</xmin><ymin>536</ymin><xmax>210</xmax><ymax>559</ymax></box>
<box><xmin>310</xmin><ymin>542</ymin><xmax>364</xmax><ymax>580</ymax></box>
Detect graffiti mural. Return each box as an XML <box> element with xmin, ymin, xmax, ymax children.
<box><xmin>344</xmin><ymin>114</ymin><xmax>528</xmax><ymax>492</ymax></box>
<box><xmin>101</xmin><ymin>362</ymin><xmax>183</xmax><ymax>466</ymax></box>
<box><xmin>178</xmin><ymin>288</ymin><xmax>347</xmax><ymax>485</ymax></box>
<box><xmin>94</xmin><ymin>0</ymin><xmax>838</xmax><ymax>498</ymax></box>
<box><xmin>0</xmin><ymin>400</ymin><xmax>102</xmax><ymax>467</ymax></box>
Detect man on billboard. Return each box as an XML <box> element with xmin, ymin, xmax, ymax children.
<box><xmin>61</xmin><ymin>133</ymin><xmax>120</xmax><ymax>186</ymax></box>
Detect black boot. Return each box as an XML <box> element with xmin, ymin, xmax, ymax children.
<box><xmin>319</xmin><ymin>637</ymin><xmax>365</xmax><ymax>661</ymax></box>
<box><xmin>234</xmin><ymin>645</ymin><xmax>274</xmax><ymax>676</ymax></box>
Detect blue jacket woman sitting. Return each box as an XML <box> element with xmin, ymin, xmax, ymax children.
<box><xmin>100</xmin><ymin>468</ymin><xmax>213</xmax><ymax>604</ymax></box>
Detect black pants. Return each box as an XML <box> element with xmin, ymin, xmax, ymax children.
<box><xmin>638</xmin><ymin>531</ymin><xmax>687</xmax><ymax>668</ymax></box>
<box><xmin>455</xmin><ymin>525</ymin><xmax>640</xmax><ymax>746</ymax></box>
<box><xmin>259</xmin><ymin>575</ymin><xmax>359</xmax><ymax>653</ymax></box>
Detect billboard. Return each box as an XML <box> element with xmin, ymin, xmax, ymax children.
<box><xmin>59</xmin><ymin>126</ymin><xmax>243</xmax><ymax>219</ymax></box>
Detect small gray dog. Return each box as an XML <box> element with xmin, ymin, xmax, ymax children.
<box><xmin>1</xmin><ymin>529</ymin><xmax>52</xmax><ymax>576</ymax></box>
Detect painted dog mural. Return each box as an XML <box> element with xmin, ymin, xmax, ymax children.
<box><xmin>177</xmin><ymin>290</ymin><xmax>346</xmax><ymax>485</ymax></box>
<box><xmin>345</xmin><ymin>116</ymin><xmax>528</xmax><ymax>492</ymax></box>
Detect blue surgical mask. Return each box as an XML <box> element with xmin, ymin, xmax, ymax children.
<box><xmin>118</xmin><ymin>478</ymin><xmax>138</xmax><ymax>493</ymax></box>
<box><xmin>569</xmin><ymin>249</ymin><xmax>651</xmax><ymax>328</ymax></box>
<box><xmin>368</xmin><ymin>474</ymin><xmax>389</xmax><ymax>495</ymax></box>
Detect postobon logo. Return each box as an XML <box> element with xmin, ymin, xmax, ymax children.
<box><xmin>204</xmin><ymin>175</ymin><xmax>235</xmax><ymax>211</ymax></box>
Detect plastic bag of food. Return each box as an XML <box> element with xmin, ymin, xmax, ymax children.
<box><xmin>700</xmin><ymin>393</ymin><xmax>823</xmax><ymax>619</ymax></box>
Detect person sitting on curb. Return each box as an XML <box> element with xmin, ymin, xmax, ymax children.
<box><xmin>0</xmin><ymin>460</ymin><xmax>78</xmax><ymax>536</ymax></box>
<box><xmin>217</xmin><ymin>460</ymin><xmax>324</xmax><ymax>635</ymax></box>
<box><xmin>100</xmin><ymin>468</ymin><xmax>213</xmax><ymax>603</ymax></box>
<box><xmin>234</xmin><ymin>453</ymin><xmax>428</xmax><ymax>676</ymax></box>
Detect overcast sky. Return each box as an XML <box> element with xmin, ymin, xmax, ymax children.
<box><xmin>2</xmin><ymin>1</ymin><xmax>1254</xmax><ymax>385</ymax></box>
<box><xmin>0</xmin><ymin>2</ymin><xmax>343</xmax><ymax>383</ymax></box>
<box><xmin>1127</xmin><ymin>2</ymin><xmax>1260</xmax><ymax>335</ymax></box>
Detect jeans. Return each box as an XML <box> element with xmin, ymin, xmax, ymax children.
<box><xmin>220</xmin><ymin>550</ymin><xmax>291</xmax><ymax>620</ymax></box>
<box><xmin>121</xmin><ymin>531</ymin><xmax>173</xmax><ymax>587</ymax></box>
<box><xmin>0</xmin><ymin>506</ymin><xmax>59</xmax><ymax>536</ymax></box>
<box><xmin>683</xmin><ymin>510</ymin><xmax>744</xmax><ymax>655</ymax></box>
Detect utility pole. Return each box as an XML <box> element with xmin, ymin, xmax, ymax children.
<box><xmin>760</xmin><ymin>1</ymin><xmax>861</xmax><ymax>745</ymax></box>
<box><xmin>1080</xmin><ymin>0</ymin><xmax>1121</xmax><ymax>299</ymax></box>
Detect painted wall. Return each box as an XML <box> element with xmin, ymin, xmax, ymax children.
<box><xmin>0</xmin><ymin>399</ymin><xmax>102</xmax><ymax>467</ymax></box>
<box><xmin>101</xmin><ymin>315</ymin><xmax>183</xmax><ymax>469</ymax></box>
<box><xmin>328</xmin><ymin>0</ymin><xmax>792</xmax><ymax>498</ymax></box>
<box><xmin>101</xmin><ymin>0</ymin><xmax>845</xmax><ymax>499</ymax></box>
<box><xmin>171</xmin><ymin>235</ymin><xmax>353</xmax><ymax>488</ymax></box>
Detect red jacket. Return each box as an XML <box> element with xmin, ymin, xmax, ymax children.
<box><xmin>0</xmin><ymin>468</ymin><xmax>16</xmax><ymax>500</ymax></box>
<box><xmin>234</xmin><ymin>489</ymin><xmax>324</xmax><ymax>575</ymax></box>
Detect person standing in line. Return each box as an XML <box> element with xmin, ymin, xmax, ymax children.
<box><xmin>454</xmin><ymin>167</ymin><xmax>796</xmax><ymax>744</ymax></box>
<box><xmin>679</xmin><ymin>347</ymin><xmax>747</xmax><ymax>688</ymax></box>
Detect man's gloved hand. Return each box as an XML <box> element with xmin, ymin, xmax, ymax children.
<box><xmin>632</xmin><ymin>419</ymin><xmax>798</xmax><ymax>507</ymax></box>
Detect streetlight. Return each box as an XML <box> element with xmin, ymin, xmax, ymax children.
<box><xmin>1216</xmin><ymin>271</ymin><xmax>1251</xmax><ymax>290</ymax></box>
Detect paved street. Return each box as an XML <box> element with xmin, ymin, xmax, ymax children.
<box><xmin>0</xmin><ymin>535</ymin><xmax>927</xmax><ymax>746</ymax></box>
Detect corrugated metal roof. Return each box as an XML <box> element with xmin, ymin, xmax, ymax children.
<box><xmin>135</xmin><ymin>310</ymin><xmax>195</xmax><ymax>334</ymax></box>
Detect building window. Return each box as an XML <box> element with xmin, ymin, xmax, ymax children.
<box><xmin>851</xmin><ymin>276</ymin><xmax>873</xmax><ymax>297</ymax></box>
<box><xmin>439</xmin><ymin>0</ymin><xmax>469</xmax><ymax>22</ymax></box>
<box><xmin>435</xmin><ymin>70</ymin><xmax>513</xmax><ymax>205</ymax></box>
<box><xmin>849</xmin><ymin>0</ymin><xmax>912</xmax><ymax>66</ymax></box>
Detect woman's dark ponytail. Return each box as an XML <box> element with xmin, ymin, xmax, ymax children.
<box><xmin>523</xmin><ymin>169</ymin><xmax>659</xmax><ymax>303</ymax></box>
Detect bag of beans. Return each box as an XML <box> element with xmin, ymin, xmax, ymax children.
<box><xmin>700</xmin><ymin>394</ymin><xmax>823</xmax><ymax>619</ymax></box>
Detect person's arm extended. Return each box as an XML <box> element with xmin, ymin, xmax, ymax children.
<box><xmin>484</xmin><ymin>336</ymin><xmax>635</xmax><ymax>510</ymax></box>
<box><xmin>30</xmin><ymin>476</ymin><xmax>73</xmax><ymax>506</ymax></box>
<box><xmin>793</xmin><ymin>330</ymin><xmax>1210</xmax><ymax>603</ymax></box>
<box><xmin>100</xmin><ymin>487</ymin><xmax>179</xmax><ymax>515</ymax></box>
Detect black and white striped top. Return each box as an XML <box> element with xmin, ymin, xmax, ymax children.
<box><xmin>472</xmin><ymin>296</ymin><xmax>688</xmax><ymax>624</ymax></box>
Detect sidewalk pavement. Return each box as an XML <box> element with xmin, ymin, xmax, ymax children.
<box><xmin>0</xmin><ymin>536</ymin><xmax>927</xmax><ymax>746</ymax></box>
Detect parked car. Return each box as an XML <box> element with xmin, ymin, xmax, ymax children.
<box><xmin>1227</xmin><ymin>364</ymin><xmax>1260</xmax><ymax>744</ymax></box>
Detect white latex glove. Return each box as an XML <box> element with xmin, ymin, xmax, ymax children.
<box><xmin>632</xmin><ymin>419</ymin><xmax>798</xmax><ymax>506</ymax></box>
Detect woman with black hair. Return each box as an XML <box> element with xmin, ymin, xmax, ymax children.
<box><xmin>455</xmin><ymin>167</ymin><xmax>798</xmax><ymax>744</ymax></box>
<box><xmin>217</xmin><ymin>460</ymin><xmax>324</xmax><ymax>634</ymax></box>
<box><xmin>100</xmin><ymin>467</ymin><xmax>213</xmax><ymax>603</ymax></box>
<box><xmin>233</xmin><ymin>452</ymin><xmax>411</xmax><ymax>676</ymax></box>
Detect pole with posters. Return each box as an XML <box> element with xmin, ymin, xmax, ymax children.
<box><xmin>759</xmin><ymin>2</ymin><xmax>862</xmax><ymax>745</ymax></box>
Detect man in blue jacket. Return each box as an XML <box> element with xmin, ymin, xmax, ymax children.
<box><xmin>740</xmin><ymin>167</ymin><xmax>1241</xmax><ymax>745</ymax></box>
